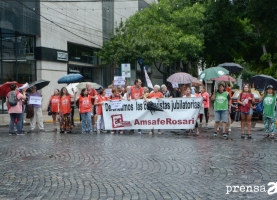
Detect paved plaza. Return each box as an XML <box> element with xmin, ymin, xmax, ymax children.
<box><xmin>0</xmin><ymin>123</ymin><xmax>277</xmax><ymax>200</ymax></box>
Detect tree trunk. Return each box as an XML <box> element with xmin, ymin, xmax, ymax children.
<box><xmin>256</xmin><ymin>27</ymin><xmax>273</xmax><ymax>67</ymax></box>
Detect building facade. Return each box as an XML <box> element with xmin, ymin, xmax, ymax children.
<box><xmin>0</xmin><ymin>0</ymin><xmax>157</xmax><ymax>111</ymax></box>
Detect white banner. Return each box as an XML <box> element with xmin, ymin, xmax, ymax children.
<box><xmin>105</xmin><ymin>89</ymin><xmax>112</xmax><ymax>97</ymax></box>
<box><xmin>121</xmin><ymin>63</ymin><xmax>131</xmax><ymax>78</ymax></box>
<box><xmin>110</xmin><ymin>100</ymin><xmax>122</xmax><ymax>109</ymax></box>
<box><xmin>102</xmin><ymin>98</ymin><xmax>202</xmax><ymax>130</ymax></box>
<box><xmin>144</xmin><ymin>67</ymin><xmax>153</xmax><ymax>89</ymax></box>
<box><xmin>114</xmin><ymin>76</ymin><xmax>125</xmax><ymax>86</ymax></box>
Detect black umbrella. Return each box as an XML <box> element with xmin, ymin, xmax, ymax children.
<box><xmin>217</xmin><ymin>63</ymin><xmax>243</xmax><ymax>74</ymax></box>
<box><xmin>251</xmin><ymin>74</ymin><xmax>277</xmax><ymax>91</ymax></box>
<box><xmin>27</xmin><ymin>80</ymin><xmax>50</xmax><ymax>92</ymax></box>
<box><xmin>147</xmin><ymin>101</ymin><xmax>164</xmax><ymax>115</ymax></box>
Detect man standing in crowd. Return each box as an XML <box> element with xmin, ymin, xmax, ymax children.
<box><xmin>86</xmin><ymin>83</ymin><xmax>98</xmax><ymax>130</ymax></box>
<box><xmin>27</xmin><ymin>86</ymin><xmax>45</xmax><ymax>132</ymax></box>
<box><xmin>127</xmin><ymin>79</ymin><xmax>144</xmax><ymax>134</ymax></box>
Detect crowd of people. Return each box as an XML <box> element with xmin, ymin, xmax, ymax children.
<box><xmin>6</xmin><ymin>79</ymin><xmax>277</xmax><ymax>139</ymax></box>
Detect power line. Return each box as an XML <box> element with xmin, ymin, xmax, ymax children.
<box><xmin>15</xmin><ymin>0</ymin><xmax>103</xmax><ymax>47</ymax></box>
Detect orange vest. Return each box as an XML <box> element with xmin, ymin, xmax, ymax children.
<box><xmin>148</xmin><ymin>92</ymin><xmax>163</xmax><ymax>99</ymax></box>
<box><xmin>79</xmin><ymin>95</ymin><xmax>92</xmax><ymax>113</ymax></box>
<box><xmin>51</xmin><ymin>95</ymin><xmax>60</xmax><ymax>113</ymax></box>
<box><xmin>60</xmin><ymin>95</ymin><xmax>71</xmax><ymax>115</ymax></box>
<box><xmin>130</xmin><ymin>86</ymin><xmax>144</xmax><ymax>99</ymax></box>
<box><xmin>96</xmin><ymin>95</ymin><xmax>108</xmax><ymax>115</ymax></box>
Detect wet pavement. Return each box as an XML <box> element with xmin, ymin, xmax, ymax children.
<box><xmin>0</xmin><ymin>123</ymin><xmax>277</xmax><ymax>200</ymax></box>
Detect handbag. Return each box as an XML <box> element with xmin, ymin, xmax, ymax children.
<box><xmin>26</xmin><ymin>104</ymin><xmax>34</xmax><ymax>119</ymax></box>
<box><xmin>256</xmin><ymin>100</ymin><xmax>263</xmax><ymax>113</ymax></box>
<box><xmin>47</xmin><ymin>104</ymin><xmax>52</xmax><ymax>116</ymax></box>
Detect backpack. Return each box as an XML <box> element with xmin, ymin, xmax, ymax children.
<box><xmin>8</xmin><ymin>91</ymin><xmax>18</xmax><ymax>107</ymax></box>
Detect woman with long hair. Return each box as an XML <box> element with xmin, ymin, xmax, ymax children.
<box><xmin>77</xmin><ymin>88</ymin><xmax>93</xmax><ymax>134</ymax></box>
<box><xmin>95</xmin><ymin>88</ymin><xmax>108</xmax><ymax>134</ymax></box>
<box><xmin>211</xmin><ymin>83</ymin><xmax>231</xmax><ymax>137</ymax></box>
<box><xmin>260</xmin><ymin>85</ymin><xmax>277</xmax><ymax>139</ymax></box>
<box><xmin>48</xmin><ymin>89</ymin><xmax>60</xmax><ymax>132</ymax></box>
<box><xmin>59</xmin><ymin>87</ymin><xmax>76</xmax><ymax>133</ymax></box>
<box><xmin>237</xmin><ymin>84</ymin><xmax>255</xmax><ymax>139</ymax></box>
<box><xmin>199</xmin><ymin>87</ymin><xmax>210</xmax><ymax>127</ymax></box>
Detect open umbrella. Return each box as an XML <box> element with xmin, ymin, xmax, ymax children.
<box><xmin>0</xmin><ymin>81</ymin><xmax>23</xmax><ymax>97</ymax></box>
<box><xmin>251</xmin><ymin>74</ymin><xmax>277</xmax><ymax>91</ymax></box>
<box><xmin>27</xmin><ymin>80</ymin><xmax>50</xmax><ymax>92</ymax></box>
<box><xmin>212</xmin><ymin>75</ymin><xmax>236</xmax><ymax>82</ymax></box>
<box><xmin>76</xmin><ymin>82</ymin><xmax>102</xmax><ymax>90</ymax></box>
<box><xmin>58</xmin><ymin>74</ymin><xmax>83</xmax><ymax>84</ymax></box>
<box><xmin>192</xmin><ymin>78</ymin><xmax>203</xmax><ymax>87</ymax></box>
<box><xmin>66</xmin><ymin>83</ymin><xmax>80</xmax><ymax>96</ymax></box>
<box><xmin>167</xmin><ymin>72</ymin><xmax>194</xmax><ymax>85</ymax></box>
<box><xmin>217</xmin><ymin>63</ymin><xmax>243</xmax><ymax>74</ymax></box>
<box><xmin>198</xmin><ymin>67</ymin><xmax>229</xmax><ymax>81</ymax></box>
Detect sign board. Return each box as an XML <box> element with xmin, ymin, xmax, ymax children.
<box><xmin>121</xmin><ymin>63</ymin><xmax>131</xmax><ymax>78</ymax></box>
<box><xmin>105</xmin><ymin>89</ymin><xmax>112</xmax><ymax>97</ymax></box>
<box><xmin>172</xmin><ymin>83</ymin><xmax>179</xmax><ymax>88</ymax></box>
<box><xmin>57</xmin><ymin>52</ymin><xmax>68</xmax><ymax>61</ymax></box>
<box><xmin>29</xmin><ymin>96</ymin><xmax>42</xmax><ymax>105</ymax></box>
<box><xmin>110</xmin><ymin>100</ymin><xmax>122</xmax><ymax>109</ymax></box>
<box><xmin>114</xmin><ymin>76</ymin><xmax>125</xmax><ymax>86</ymax></box>
<box><xmin>102</xmin><ymin>98</ymin><xmax>202</xmax><ymax>130</ymax></box>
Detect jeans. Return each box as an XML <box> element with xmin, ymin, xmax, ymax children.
<box><xmin>9</xmin><ymin>113</ymin><xmax>22</xmax><ymax>134</ymax></box>
<box><xmin>214</xmin><ymin>110</ymin><xmax>228</xmax><ymax>123</ymax></box>
<box><xmin>21</xmin><ymin>105</ymin><xmax>26</xmax><ymax>131</ymax></box>
<box><xmin>81</xmin><ymin>112</ymin><xmax>92</xmax><ymax>132</ymax></box>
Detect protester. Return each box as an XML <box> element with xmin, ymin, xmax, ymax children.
<box><xmin>260</xmin><ymin>85</ymin><xmax>277</xmax><ymax>139</ymax></box>
<box><xmin>144</xmin><ymin>85</ymin><xmax>163</xmax><ymax>135</ymax></box>
<box><xmin>237</xmin><ymin>84</ymin><xmax>254</xmax><ymax>138</ymax></box>
<box><xmin>86</xmin><ymin>83</ymin><xmax>98</xmax><ymax>131</ymax></box>
<box><xmin>183</xmin><ymin>87</ymin><xmax>199</xmax><ymax>136</ymax></box>
<box><xmin>127</xmin><ymin>79</ymin><xmax>144</xmax><ymax>134</ymax></box>
<box><xmin>77</xmin><ymin>88</ymin><xmax>93</xmax><ymax>134</ymax></box>
<box><xmin>18</xmin><ymin>88</ymin><xmax>27</xmax><ymax>133</ymax></box>
<box><xmin>171</xmin><ymin>87</ymin><xmax>180</xmax><ymax>98</ymax></box>
<box><xmin>27</xmin><ymin>86</ymin><xmax>45</xmax><ymax>133</ymax></box>
<box><xmin>95</xmin><ymin>88</ymin><xmax>108</xmax><ymax>134</ymax></box>
<box><xmin>110</xmin><ymin>88</ymin><xmax>123</xmax><ymax>134</ymax></box>
<box><xmin>199</xmin><ymin>87</ymin><xmax>210</xmax><ymax>127</ymax></box>
<box><xmin>161</xmin><ymin>84</ymin><xmax>172</xmax><ymax>98</ymax></box>
<box><xmin>60</xmin><ymin>87</ymin><xmax>76</xmax><ymax>133</ymax></box>
<box><xmin>6</xmin><ymin>84</ymin><xmax>26</xmax><ymax>135</ymax></box>
<box><xmin>47</xmin><ymin>89</ymin><xmax>60</xmax><ymax>132</ymax></box>
<box><xmin>123</xmin><ymin>86</ymin><xmax>131</xmax><ymax>100</ymax></box>
<box><xmin>117</xmin><ymin>86</ymin><xmax>125</xmax><ymax>97</ymax></box>
<box><xmin>211</xmin><ymin>83</ymin><xmax>231</xmax><ymax>137</ymax></box>
<box><xmin>221</xmin><ymin>81</ymin><xmax>233</xmax><ymax>133</ymax></box>
<box><xmin>143</xmin><ymin>87</ymin><xmax>149</xmax><ymax>98</ymax></box>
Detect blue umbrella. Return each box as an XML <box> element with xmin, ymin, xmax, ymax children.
<box><xmin>58</xmin><ymin>74</ymin><xmax>83</xmax><ymax>84</ymax></box>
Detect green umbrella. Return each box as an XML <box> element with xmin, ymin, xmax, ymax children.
<box><xmin>198</xmin><ymin>67</ymin><xmax>229</xmax><ymax>80</ymax></box>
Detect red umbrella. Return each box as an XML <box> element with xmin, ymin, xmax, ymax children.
<box><xmin>0</xmin><ymin>82</ymin><xmax>23</xmax><ymax>97</ymax></box>
<box><xmin>212</xmin><ymin>75</ymin><xmax>236</xmax><ymax>82</ymax></box>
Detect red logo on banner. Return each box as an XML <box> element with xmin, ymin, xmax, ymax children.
<box><xmin>111</xmin><ymin>114</ymin><xmax>132</xmax><ymax>128</ymax></box>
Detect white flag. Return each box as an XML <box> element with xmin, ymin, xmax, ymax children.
<box><xmin>144</xmin><ymin>67</ymin><xmax>153</xmax><ymax>89</ymax></box>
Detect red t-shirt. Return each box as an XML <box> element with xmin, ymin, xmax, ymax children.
<box><xmin>79</xmin><ymin>95</ymin><xmax>92</xmax><ymax>113</ymax></box>
<box><xmin>240</xmin><ymin>93</ymin><xmax>253</xmax><ymax>113</ymax></box>
<box><xmin>95</xmin><ymin>94</ymin><xmax>108</xmax><ymax>115</ymax></box>
<box><xmin>130</xmin><ymin>86</ymin><xmax>144</xmax><ymax>99</ymax></box>
<box><xmin>148</xmin><ymin>92</ymin><xmax>163</xmax><ymax>99</ymax></box>
<box><xmin>110</xmin><ymin>94</ymin><xmax>121</xmax><ymax>100</ymax></box>
<box><xmin>88</xmin><ymin>88</ymin><xmax>98</xmax><ymax>104</ymax></box>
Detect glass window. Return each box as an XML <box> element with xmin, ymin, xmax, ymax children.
<box><xmin>1</xmin><ymin>31</ymin><xmax>16</xmax><ymax>60</ymax></box>
<box><xmin>17</xmin><ymin>60</ymin><xmax>35</xmax><ymax>83</ymax></box>
<box><xmin>17</xmin><ymin>36</ymin><xmax>35</xmax><ymax>60</ymax></box>
<box><xmin>2</xmin><ymin>61</ymin><xmax>16</xmax><ymax>82</ymax></box>
<box><xmin>68</xmin><ymin>43</ymin><xmax>99</xmax><ymax>65</ymax></box>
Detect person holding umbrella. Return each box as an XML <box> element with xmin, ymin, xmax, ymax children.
<box><xmin>260</xmin><ymin>85</ymin><xmax>277</xmax><ymax>139</ymax></box>
<box><xmin>6</xmin><ymin>84</ymin><xmax>27</xmax><ymax>135</ymax></box>
<box><xmin>211</xmin><ymin>83</ymin><xmax>231</xmax><ymax>137</ymax></box>
<box><xmin>220</xmin><ymin>80</ymin><xmax>233</xmax><ymax>134</ymax></box>
<box><xmin>27</xmin><ymin>86</ymin><xmax>45</xmax><ymax>133</ymax></box>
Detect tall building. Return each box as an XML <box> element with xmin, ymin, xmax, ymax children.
<box><xmin>0</xmin><ymin>0</ymin><xmax>156</xmax><ymax>111</ymax></box>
